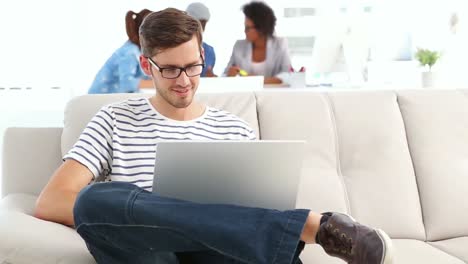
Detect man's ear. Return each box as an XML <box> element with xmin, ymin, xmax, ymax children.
<box><xmin>140</xmin><ymin>55</ymin><xmax>152</xmax><ymax>76</ymax></box>
<box><xmin>201</xmin><ymin>48</ymin><xmax>205</xmax><ymax>63</ymax></box>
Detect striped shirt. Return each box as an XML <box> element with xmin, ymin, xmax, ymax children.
<box><xmin>64</xmin><ymin>98</ymin><xmax>256</xmax><ymax>191</ymax></box>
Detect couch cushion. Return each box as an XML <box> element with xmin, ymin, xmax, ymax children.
<box><xmin>0</xmin><ymin>211</ymin><xmax>95</xmax><ymax>264</ymax></box>
<box><xmin>256</xmin><ymin>91</ymin><xmax>426</xmax><ymax>239</ymax></box>
<box><xmin>61</xmin><ymin>92</ymin><xmax>259</xmax><ymax>156</ymax></box>
<box><xmin>397</xmin><ymin>90</ymin><xmax>468</xmax><ymax>241</ymax></box>
<box><xmin>300</xmin><ymin>239</ymin><xmax>466</xmax><ymax>264</ymax></box>
<box><xmin>255</xmin><ymin>91</ymin><xmax>349</xmax><ymax>214</ymax></box>
<box><xmin>258</xmin><ymin>90</ymin><xmax>425</xmax><ymax>239</ymax></box>
<box><xmin>326</xmin><ymin>91</ymin><xmax>425</xmax><ymax>239</ymax></box>
<box><xmin>430</xmin><ymin>237</ymin><xmax>468</xmax><ymax>263</ymax></box>
<box><xmin>0</xmin><ymin>193</ymin><xmax>37</xmax><ymax>215</ymax></box>
<box><xmin>2</xmin><ymin>127</ymin><xmax>63</xmax><ymax>197</ymax></box>
<box><xmin>391</xmin><ymin>239</ymin><xmax>465</xmax><ymax>264</ymax></box>
<box><xmin>300</xmin><ymin>245</ymin><xmax>346</xmax><ymax>264</ymax></box>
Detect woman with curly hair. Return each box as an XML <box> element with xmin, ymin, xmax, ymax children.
<box><xmin>225</xmin><ymin>2</ymin><xmax>292</xmax><ymax>85</ymax></box>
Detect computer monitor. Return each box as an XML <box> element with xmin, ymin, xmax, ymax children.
<box><xmin>309</xmin><ymin>15</ymin><xmax>348</xmax><ymax>74</ymax></box>
<box><xmin>308</xmin><ymin>10</ymin><xmax>371</xmax><ymax>86</ymax></box>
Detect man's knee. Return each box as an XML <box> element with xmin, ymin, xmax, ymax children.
<box><xmin>73</xmin><ymin>182</ymin><xmax>140</xmax><ymax>227</ymax></box>
<box><xmin>74</xmin><ymin>183</ymin><xmax>101</xmax><ymax>227</ymax></box>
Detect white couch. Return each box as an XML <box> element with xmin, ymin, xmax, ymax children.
<box><xmin>1</xmin><ymin>90</ymin><xmax>468</xmax><ymax>264</ymax></box>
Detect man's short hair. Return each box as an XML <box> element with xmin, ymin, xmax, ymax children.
<box><xmin>139</xmin><ymin>8</ymin><xmax>203</xmax><ymax>57</ymax></box>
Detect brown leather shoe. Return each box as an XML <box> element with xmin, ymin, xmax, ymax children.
<box><xmin>317</xmin><ymin>213</ymin><xmax>394</xmax><ymax>264</ymax></box>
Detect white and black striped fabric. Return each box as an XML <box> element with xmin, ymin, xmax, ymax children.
<box><xmin>64</xmin><ymin>98</ymin><xmax>256</xmax><ymax>191</ymax></box>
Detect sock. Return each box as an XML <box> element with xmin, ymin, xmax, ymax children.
<box><xmin>315</xmin><ymin>212</ymin><xmax>332</xmax><ymax>244</ymax></box>
<box><xmin>320</xmin><ymin>212</ymin><xmax>331</xmax><ymax>225</ymax></box>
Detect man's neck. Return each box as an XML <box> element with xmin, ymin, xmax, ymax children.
<box><xmin>150</xmin><ymin>96</ymin><xmax>205</xmax><ymax>121</ymax></box>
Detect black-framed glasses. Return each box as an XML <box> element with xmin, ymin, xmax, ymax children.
<box><xmin>147</xmin><ymin>57</ymin><xmax>205</xmax><ymax>79</ymax></box>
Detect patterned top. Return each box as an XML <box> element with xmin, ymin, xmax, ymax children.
<box><xmin>64</xmin><ymin>98</ymin><xmax>256</xmax><ymax>191</ymax></box>
<box><xmin>88</xmin><ymin>41</ymin><xmax>149</xmax><ymax>94</ymax></box>
<box><xmin>201</xmin><ymin>42</ymin><xmax>216</xmax><ymax>76</ymax></box>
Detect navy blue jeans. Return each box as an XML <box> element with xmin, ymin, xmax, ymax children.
<box><xmin>74</xmin><ymin>182</ymin><xmax>308</xmax><ymax>264</ymax></box>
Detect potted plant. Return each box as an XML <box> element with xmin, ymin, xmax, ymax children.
<box><xmin>415</xmin><ymin>48</ymin><xmax>441</xmax><ymax>88</ymax></box>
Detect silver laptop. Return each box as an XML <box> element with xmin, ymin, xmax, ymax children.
<box><xmin>153</xmin><ymin>140</ymin><xmax>305</xmax><ymax>210</ymax></box>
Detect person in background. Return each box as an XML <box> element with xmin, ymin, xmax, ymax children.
<box><xmin>88</xmin><ymin>9</ymin><xmax>153</xmax><ymax>94</ymax></box>
<box><xmin>225</xmin><ymin>1</ymin><xmax>291</xmax><ymax>85</ymax></box>
<box><xmin>186</xmin><ymin>2</ymin><xmax>217</xmax><ymax>77</ymax></box>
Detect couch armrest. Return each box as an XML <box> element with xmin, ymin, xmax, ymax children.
<box><xmin>0</xmin><ymin>193</ymin><xmax>37</xmax><ymax>215</ymax></box>
<box><xmin>2</xmin><ymin>127</ymin><xmax>63</xmax><ymax>198</ymax></box>
<box><xmin>0</xmin><ymin>211</ymin><xmax>95</xmax><ymax>263</ymax></box>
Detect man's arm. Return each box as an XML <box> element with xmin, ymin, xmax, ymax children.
<box><xmin>34</xmin><ymin>159</ymin><xmax>94</xmax><ymax>226</ymax></box>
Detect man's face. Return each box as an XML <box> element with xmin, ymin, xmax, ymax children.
<box><xmin>141</xmin><ymin>36</ymin><xmax>203</xmax><ymax>109</ymax></box>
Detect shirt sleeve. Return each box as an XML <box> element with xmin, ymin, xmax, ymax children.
<box><xmin>238</xmin><ymin>118</ymin><xmax>257</xmax><ymax>140</ymax></box>
<box><xmin>224</xmin><ymin>41</ymin><xmax>240</xmax><ymax>75</ymax></box>
<box><xmin>63</xmin><ymin>105</ymin><xmax>114</xmax><ymax>180</ymax></box>
<box><xmin>273</xmin><ymin>38</ymin><xmax>293</xmax><ymax>84</ymax></box>
<box><xmin>212</xmin><ymin>46</ymin><xmax>216</xmax><ymax>69</ymax></box>
<box><xmin>277</xmin><ymin>38</ymin><xmax>292</xmax><ymax>75</ymax></box>
<box><xmin>247</xmin><ymin>128</ymin><xmax>257</xmax><ymax>140</ymax></box>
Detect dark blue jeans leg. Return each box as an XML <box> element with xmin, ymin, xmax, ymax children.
<box><xmin>79</xmin><ymin>227</ymin><xmax>180</xmax><ymax>264</ymax></box>
<box><xmin>174</xmin><ymin>243</ymin><xmax>302</xmax><ymax>264</ymax></box>
<box><xmin>74</xmin><ymin>182</ymin><xmax>309</xmax><ymax>264</ymax></box>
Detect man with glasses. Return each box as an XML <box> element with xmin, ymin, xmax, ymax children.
<box><xmin>35</xmin><ymin>8</ymin><xmax>393</xmax><ymax>264</ymax></box>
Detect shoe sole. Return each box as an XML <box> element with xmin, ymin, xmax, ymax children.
<box><xmin>376</xmin><ymin>229</ymin><xmax>394</xmax><ymax>264</ymax></box>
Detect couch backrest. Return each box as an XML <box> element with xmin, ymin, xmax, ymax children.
<box><xmin>396</xmin><ymin>90</ymin><xmax>468</xmax><ymax>240</ymax></box>
<box><xmin>256</xmin><ymin>90</ymin><xmax>427</xmax><ymax>240</ymax></box>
